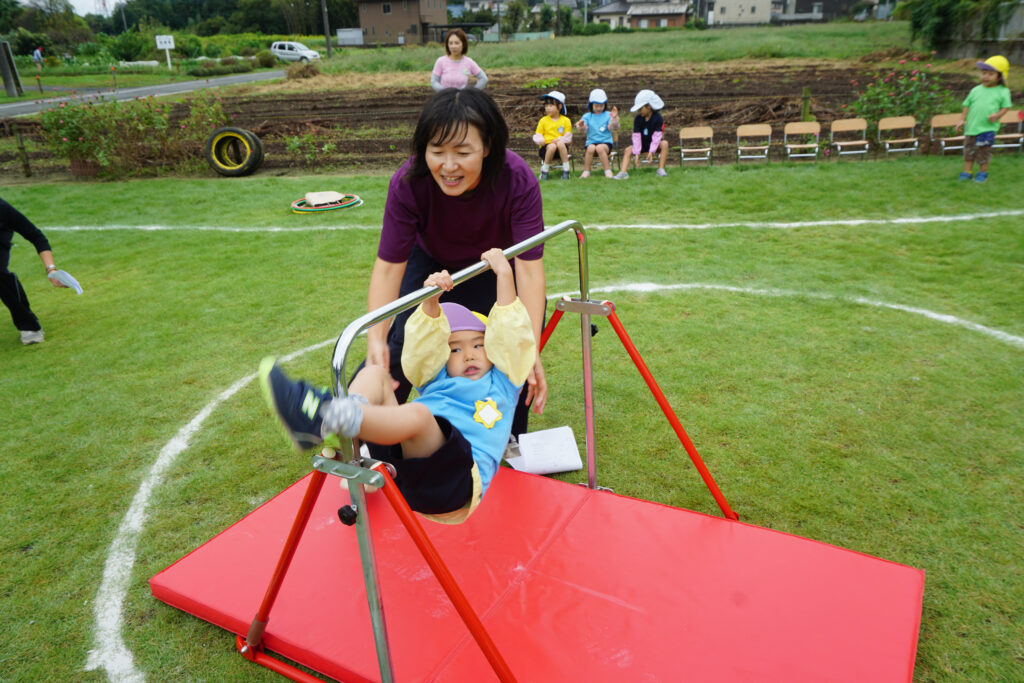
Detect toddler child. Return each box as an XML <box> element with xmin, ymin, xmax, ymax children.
<box><xmin>615</xmin><ymin>89</ymin><xmax>669</xmax><ymax>179</ymax></box>
<box><xmin>532</xmin><ymin>90</ymin><xmax>573</xmax><ymax>180</ymax></box>
<box><xmin>575</xmin><ymin>88</ymin><xmax>620</xmax><ymax>178</ymax></box>
<box><xmin>955</xmin><ymin>55</ymin><xmax>1012</xmax><ymax>183</ymax></box>
<box><xmin>261</xmin><ymin>248</ymin><xmax>537</xmax><ymax>524</ymax></box>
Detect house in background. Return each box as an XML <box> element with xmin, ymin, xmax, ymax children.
<box><xmin>771</xmin><ymin>0</ymin><xmax>870</xmax><ymax>23</ymax></box>
<box><xmin>710</xmin><ymin>0</ymin><xmax>772</xmax><ymax>25</ymax></box>
<box><xmin>357</xmin><ymin>0</ymin><xmax>448</xmax><ymax>45</ymax></box>
<box><xmin>592</xmin><ymin>0</ymin><xmax>691</xmax><ymax>29</ymax></box>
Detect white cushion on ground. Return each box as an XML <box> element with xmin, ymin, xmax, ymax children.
<box><xmin>508</xmin><ymin>426</ymin><xmax>583</xmax><ymax>475</ymax></box>
<box><xmin>305</xmin><ymin>191</ymin><xmax>346</xmax><ymax>207</ymax></box>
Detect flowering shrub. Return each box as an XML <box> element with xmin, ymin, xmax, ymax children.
<box><xmin>39</xmin><ymin>91</ymin><xmax>227</xmax><ymax>177</ymax></box>
<box><xmin>846</xmin><ymin>58</ymin><xmax>957</xmax><ymax>132</ymax></box>
<box><xmin>38</xmin><ymin>99</ymin><xmax>113</xmax><ymax>166</ymax></box>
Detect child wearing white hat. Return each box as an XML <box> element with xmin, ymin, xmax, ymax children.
<box><xmin>575</xmin><ymin>88</ymin><xmax>620</xmax><ymax>178</ymax></box>
<box><xmin>615</xmin><ymin>89</ymin><xmax>669</xmax><ymax>179</ymax></box>
<box><xmin>532</xmin><ymin>90</ymin><xmax>573</xmax><ymax>180</ymax></box>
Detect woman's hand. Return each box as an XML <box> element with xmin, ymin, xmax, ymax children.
<box><xmin>367</xmin><ymin>337</ymin><xmax>391</xmax><ymax>370</ymax></box>
<box><xmin>525</xmin><ymin>356</ymin><xmax>547</xmax><ymax>414</ymax></box>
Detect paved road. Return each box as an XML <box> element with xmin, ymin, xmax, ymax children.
<box><xmin>0</xmin><ymin>69</ymin><xmax>286</xmax><ymax>118</ymax></box>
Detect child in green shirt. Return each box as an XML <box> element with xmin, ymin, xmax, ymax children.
<box><xmin>955</xmin><ymin>55</ymin><xmax>1012</xmax><ymax>183</ymax></box>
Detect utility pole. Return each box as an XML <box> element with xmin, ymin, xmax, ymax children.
<box><xmin>321</xmin><ymin>0</ymin><xmax>332</xmax><ymax>58</ymax></box>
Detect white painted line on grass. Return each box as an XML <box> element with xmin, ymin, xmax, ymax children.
<box><xmin>554</xmin><ymin>282</ymin><xmax>1024</xmax><ymax>349</ymax></box>
<box><xmin>85</xmin><ymin>341</ymin><xmax>332</xmax><ymax>682</ymax></box>
<box><xmin>46</xmin><ymin>224</ymin><xmax>382</xmax><ymax>232</ymax></box>
<box><xmin>587</xmin><ymin>209</ymin><xmax>1024</xmax><ymax>230</ymax></box>
<box><xmin>45</xmin><ymin>209</ymin><xmax>1024</xmax><ymax>234</ymax></box>
<box><xmin>88</xmin><ymin>282</ymin><xmax>1022</xmax><ymax>681</ymax></box>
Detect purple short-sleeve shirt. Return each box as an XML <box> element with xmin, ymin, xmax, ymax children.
<box><xmin>378</xmin><ymin>150</ymin><xmax>545</xmax><ymax>269</ymax></box>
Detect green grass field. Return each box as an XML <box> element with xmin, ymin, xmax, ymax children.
<box><xmin>1</xmin><ymin>150</ymin><xmax>1022</xmax><ymax>680</ymax></box>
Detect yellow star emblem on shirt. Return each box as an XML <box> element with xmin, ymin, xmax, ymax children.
<box><xmin>474</xmin><ymin>398</ymin><xmax>502</xmax><ymax>429</ymax></box>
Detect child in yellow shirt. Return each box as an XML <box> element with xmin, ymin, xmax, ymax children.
<box><xmin>532</xmin><ymin>90</ymin><xmax>573</xmax><ymax>180</ymax></box>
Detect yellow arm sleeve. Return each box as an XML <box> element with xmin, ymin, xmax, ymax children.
<box><xmin>401</xmin><ymin>305</ymin><xmax>452</xmax><ymax>388</ymax></box>
<box><xmin>483</xmin><ymin>298</ymin><xmax>537</xmax><ymax>387</ymax></box>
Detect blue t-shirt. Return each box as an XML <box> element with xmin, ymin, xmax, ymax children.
<box><xmin>581</xmin><ymin>110</ymin><xmax>614</xmax><ymax>146</ymax></box>
<box><xmin>414</xmin><ymin>366</ymin><xmax>521</xmax><ymax>494</ymax></box>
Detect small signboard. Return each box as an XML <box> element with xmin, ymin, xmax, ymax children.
<box><xmin>155</xmin><ymin>35</ymin><xmax>174</xmax><ymax>70</ymax></box>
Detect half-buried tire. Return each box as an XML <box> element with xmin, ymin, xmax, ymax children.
<box><xmin>205</xmin><ymin>127</ymin><xmax>263</xmax><ymax>176</ymax></box>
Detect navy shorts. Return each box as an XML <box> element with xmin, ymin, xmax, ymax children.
<box><xmin>365</xmin><ymin>416</ymin><xmax>475</xmax><ymax>514</ymax></box>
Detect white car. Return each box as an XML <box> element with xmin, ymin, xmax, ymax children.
<box><xmin>269</xmin><ymin>41</ymin><xmax>320</xmax><ymax>63</ymax></box>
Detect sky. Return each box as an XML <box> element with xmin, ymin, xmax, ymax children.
<box><xmin>69</xmin><ymin>0</ymin><xmax>108</xmax><ymax>17</ymax></box>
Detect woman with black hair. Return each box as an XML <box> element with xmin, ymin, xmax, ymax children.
<box><xmin>365</xmin><ymin>88</ymin><xmax>547</xmax><ymax>431</ymax></box>
<box><xmin>1</xmin><ymin>197</ymin><xmax>66</xmax><ymax>345</ymax></box>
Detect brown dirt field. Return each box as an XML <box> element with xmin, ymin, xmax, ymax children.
<box><xmin>0</xmin><ymin>60</ymin><xmax>978</xmax><ymax>179</ymax></box>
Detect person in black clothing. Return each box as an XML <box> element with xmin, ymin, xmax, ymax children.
<box><xmin>1</xmin><ymin>198</ymin><xmax>66</xmax><ymax>345</ymax></box>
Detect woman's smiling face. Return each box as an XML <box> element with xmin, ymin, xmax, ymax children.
<box><xmin>447</xmin><ymin>34</ymin><xmax>464</xmax><ymax>57</ymax></box>
<box><xmin>425</xmin><ymin>123</ymin><xmax>488</xmax><ymax>197</ymax></box>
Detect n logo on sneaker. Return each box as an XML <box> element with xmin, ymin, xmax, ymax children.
<box><xmin>301</xmin><ymin>391</ymin><xmax>321</xmax><ymax>421</ymax></box>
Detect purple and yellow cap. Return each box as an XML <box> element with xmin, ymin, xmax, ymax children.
<box><xmin>441</xmin><ymin>302</ymin><xmax>487</xmax><ymax>333</ymax></box>
<box><xmin>977</xmin><ymin>55</ymin><xmax>1009</xmax><ymax>84</ymax></box>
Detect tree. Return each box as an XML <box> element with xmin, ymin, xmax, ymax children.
<box><xmin>537</xmin><ymin>4</ymin><xmax>554</xmax><ymax>31</ymax></box>
<box><xmin>556</xmin><ymin>4</ymin><xmax>573</xmax><ymax>35</ymax></box>
<box><xmin>902</xmin><ymin>0</ymin><xmax>1018</xmax><ymax>50</ymax></box>
<box><xmin>0</xmin><ymin>0</ymin><xmax>20</xmax><ymax>33</ymax></box>
<box><xmin>502</xmin><ymin>0</ymin><xmax>527</xmax><ymax>34</ymax></box>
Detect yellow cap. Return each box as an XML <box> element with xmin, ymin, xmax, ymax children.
<box><xmin>978</xmin><ymin>55</ymin><xmax>1009</xmax><ymax>85</ymax></box>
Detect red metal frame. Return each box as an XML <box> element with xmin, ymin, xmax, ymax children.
<box><xmin>236</xmin><ymin>295</ymin><xmax>733</xmax><ymax>681</ymax></box>
<box><xmin>542</xmin><ymin>300</ymin><xmax>739</xmax><ymax>521</ymax></box>
<box><xmin>375</xmin><ymin>465</ymin><xmax>516</xmax><ymax>682</ymax></box>
<box><xmin>237</xmin><ymin>465</ymin><xmax>516</xmax><ymax>682</ymax></box>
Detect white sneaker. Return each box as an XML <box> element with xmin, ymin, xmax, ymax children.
<box><xmin>20</xmin><ymin>330</ymin><xmax>44</xmax><ymax>345</ymax></box>
<box><xmin>580</xmin><ymin>170</ymin><xmax>590</xmax><ymax>178</ymax></box>
<box><xmin>613</xmin><ymin>171</ymin><xmax>629</xmax><ymax>180</ymax></box>
<box><xmin>656</xmin><ymin>168</ymin><xmax>668</xmax><ymax>177</ymax></box>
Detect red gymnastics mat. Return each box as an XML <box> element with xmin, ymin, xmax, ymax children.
<box><xmin>151</xmin><ymin>468</ymin><xmax>924</xmax><ymax>682</ymax></box>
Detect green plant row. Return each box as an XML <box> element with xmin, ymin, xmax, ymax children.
<box><xmin>37</xmin><ymin>91</ymin><xmax>228</xmax><ymax>176</ymax></box>
<box><xmin>188</xmin><ymin>61</ymin><xmax>254</xmax><ymax>78</ymax></box>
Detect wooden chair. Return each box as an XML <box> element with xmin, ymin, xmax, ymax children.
<box><xmin>993</xmin><ymin>109</ymin><xmax>1023</xmax><ymax>152</ymax></box>
<box><xmin>736</xmin><ymin>123</ymin><xmax>771</xmax><ymax>162</ymax></box>
<box><xmin>929</xmin><ymin>113</ymin><xmax>965</xmax><ymax>155</ymax></box>
<box><xmin>877</xmin><ymin>116</ymin><xmax>918</xmax><ymax>156</ymax></box>
<box><xmin>531</xmin><ymin>145</ymin><xmax>576</xmax><ymax>175</ymax></box>
<box><xmin>679</xmin><ymin>126</ymin><xmax>714</xmax><ymax>165</ymax></box>
<box><xmin>829</xmin><ymin>118</ymin><xmax>869</xmax><ymax>159</ymax></box>
<box><xmin>783</xmin><ymin>121</ymin><xmax>820</xmax><ymax>160</ymax></box>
